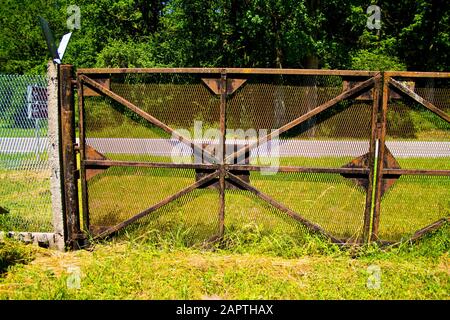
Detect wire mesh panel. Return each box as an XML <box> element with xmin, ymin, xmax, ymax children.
<box><xmin>83</xmin><ymin>73</ymin><xmax>221</xmax><ymax>164</ymax></box>
<box><xmin>378</xmin><ymin>175</ymin><xmax>450</xmax><ymax>241</ymax></box>
<box><xmin>226</xmin><ymin>74</ymin><xmax>373</xmax><ymax>167</ymax></box>
<box><xmin>377</xmin><ymin>74</ymin><xmax>450</xmax><ymax>242</ymax></box>
<box><xmin>225</xmin><ymin>187</ymin><xmax>306</xmax><ymax>237</ymax></box>
<box><xmin>80</xmin><ymin>71</ymin><xmax>222</xmax><ymax>241</ymax></box>
<box><xmin>385</xmin><ymin>78</ymin><xmax>450</xmax><ymax>169</ymax></box>
<box><xmin>0</xmin><ymin>74</ymin><xmax>52</xmax><ymax>232</ymax></box>
<box><xmin>250</xmin><ymin>172</ymin><xmax>367</xmax><ymax>241</ymax></box>
<box><xmin>131</xmin><ymin>188</ymin><xmax>220</xmax><ymax>245</ymax></box>
<box><xmin>86</xmin><ymin>166</ymin><xmax>220</xmax><ymax>243</ymax></box>
<box><xmin>224</xmin><ymin>72</ymin><xmax>376</xmax><ymax>242</ymax></box>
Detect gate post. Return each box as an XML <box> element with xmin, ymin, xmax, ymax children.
<box><xmin>363</xmin><ymin>74</ymin><xmax>382</xmax><ymax>243</ymax></box>
<box><xmin>59</xmin><ymin>64</ymin><xmax>82</xmax><ymax>249</ymax></box>
<box><xmin>371</xmin><ymin>72</ymin><xmax>390</xmax><ymax>242</ymax></box>
<box><xmin>218</xmin><ymin>70</ymin><xmax>227</xmax><ymax>238</ymax></box>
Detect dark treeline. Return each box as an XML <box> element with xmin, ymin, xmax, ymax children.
<box><xmin>0</xmin><ymin>0</ymin><xmax>449</xmax><ymax>74</ymax></box>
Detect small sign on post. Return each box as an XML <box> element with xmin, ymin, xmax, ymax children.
<box><xmin>27</xmin><ymin>85</ymin><xmax>48</xmax><ymax>119</ymax></box>
<box><xmin>27</xmin><ymin>85</ymin><xmax>48</xmax><ymax>161</ymax></box>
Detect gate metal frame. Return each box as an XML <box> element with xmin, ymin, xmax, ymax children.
<box><xmin>371</xmin><ymin>71</ymin><xmax>450</xmax><ymax>243</ymax></box>
<box><xmin>59</xmin><ymin>66</ymin><xmax>450</xmax><ymax>248</ymax></box>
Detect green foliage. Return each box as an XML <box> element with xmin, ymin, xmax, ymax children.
<box><xmin>351</xmin><ymin>50</ymin><xmax>406</xmax><ymax>71</ymax></box>
<box><xmin>395</xmin><ymin>0</ymin><xmax>450</xmax><ymax>71</ymax></box>
<box><xmin>2</xmin><ymin>1</ymin><xmax>448</xmax><ymax>74</ymax></box>
<box><xmin>95</xmin><ymin>40</ymin><xmax>158</xmax><ymax>68</ymax></box>
<box><xmin>0</xmin><ymin>0</ymin><xmax>68</xmax><ymax>74</ymax></box>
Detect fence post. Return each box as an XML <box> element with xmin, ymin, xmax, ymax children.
<box><xmin>363</xmin><ymin>74</ymin><xmax>382</xmax><ymax>243</ymax></box>
<box><xmin>218</xmin><ymin>70</ymin><xmax>227</xmax><ymax>238</ymax></box>
<box><xmin>371</xmin><ymin>72</ymin><xmax>389</xmax><ymax>241</ymax></box>
<box><xmin>59</xmin><ymin>64</ymin><xmax>82</xmax><ymax>249</ymax></box>
<box><xmin>48</xmin><ymin>61</ymin><xmax>65</xmax><ymax>251</ymax></box>
<box><xmin>76</xmin><ymin>76</ymin><xmax>90</xmax><ymax>233</ymax></box>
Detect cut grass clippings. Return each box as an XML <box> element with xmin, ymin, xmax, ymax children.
<box><xmin>0</xmin><ymin>225</ymin><xmax>448</xmax><ymax>300</ymax></box>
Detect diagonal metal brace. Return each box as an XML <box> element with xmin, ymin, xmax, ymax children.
<box><xmin>389</xmin><ymin>78</ymin><xmax>450</xmax><ymax>124</ymax></box>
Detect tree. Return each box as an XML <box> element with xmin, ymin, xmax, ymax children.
<box><xmin>0</xmin><ymin>0</ymin><xmax>448</xmax><ymax>74</ymax></box>
<box><xmin>0</xmin><ymin>0</ymin><xmax>67</xmax><ymax>74</ymax></box>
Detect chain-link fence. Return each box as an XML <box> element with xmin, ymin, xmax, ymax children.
<box><xmin>0</xmin><ymin>74</ymin><xmax>53</xmax><ymax>232</ymax></box>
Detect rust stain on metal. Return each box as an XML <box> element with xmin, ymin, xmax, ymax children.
<box><xmin>343</xmin><ymin>79</ymin><xmax>414</xmax><ymax>100</ymax></box>
<box><xmin>341</xmin><ymin>153</ymin><xmax>371</xmax><ymax>191</ymax></box>
<box><xmin>85</xmin><ymin>145</ymin><xmax>109</xmax><ymax>181</ymax></box>
<box><xmin>59</xmin><ymin>65</ymin><xmax>82</xmax><ymax>248</ymax></box>
<box><xmin>340</xmin><ymin>147</ymin><xmax>400</xmax><ymax>197</ymax></box>
<box><xmin>195</xmin><ymin>143</ymin><xmax>250</xmax><ymax>190</ymax></box>
<box><xmin>379</xmin><ymin>147</ymin><xmax>401</xmax><ymax>197</ymax></box>
<box><xmin>201</xmin><ymin>78</ymin><xmax>246</xmax><ymax>95</ymax></box>
<box><xmin>83</xmin><ymin>77</ymin><xmax>110</xmax><ymax>97</ymax></box>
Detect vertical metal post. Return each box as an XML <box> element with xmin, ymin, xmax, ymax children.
<box><xmin>77</xmin><ymin>76</ymin><xmax>90</xmax><ymax>232</ymax></box>
<box><xmin>371</xmin><ymin>73</ymin><xmax>389</xmax><ymax>241</ymax></box>
<box><xmin>363</xmin><ymin>75</ymin><xmax>381</xmax><ymax>243</ymax></box>
<box><xmin>59</xmin><ymin>64</ymin><xmax>81</xmax><ymax>248</ymax></box>
<box><xmin>218</xmin><ymin>71</ymin><xmax>227</xmax><ymax>238</ymax></box>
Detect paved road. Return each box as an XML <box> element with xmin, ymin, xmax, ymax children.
<box><xmin>1</xmin><ymin>137</ymin><xmax>449</xmax><ymax>158</ymax></box>
<box><xmin>0</xmin><ymin>137</ymin><xmax>49</xmax><ymax>153</ymax></box>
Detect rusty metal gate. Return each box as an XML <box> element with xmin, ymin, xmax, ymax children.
<box><xmin>59</xmin><ymin>66</ymin><xmax>449</xmax><ymax>248</ymax></box>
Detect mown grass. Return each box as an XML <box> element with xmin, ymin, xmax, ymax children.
<box><xmin>0</xmin><ymin>224</ymin><xmax>448</xmax><ymax>300</ymax></box>
<box><xmin>0</xmin><ymin>125</ymin><xmax>48</xmax><ymax>138</ymax></box>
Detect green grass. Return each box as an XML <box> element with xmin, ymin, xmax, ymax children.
<box><xmin>0</xmin><ymin>169</ymin><xmax>52</xmax><ymax>232</ymax></box>
<box><xmin>0</xmin><ymin>225</ymin><xmax>448</xmax><ymax>299</ymax></box>
<box><xmin>0</xmin><ymin>124</ymin><xmax>48</xmax><ymax>138</ymax></box>
<box><xmin>0</xmin><ymin>152</ymin><xmax>49</xmax><ymax>170</ymax></box>
<box><xmin>86</xmin><ymin>121</ymin><xmax>168</xmax><ymax>139</ymax></box>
